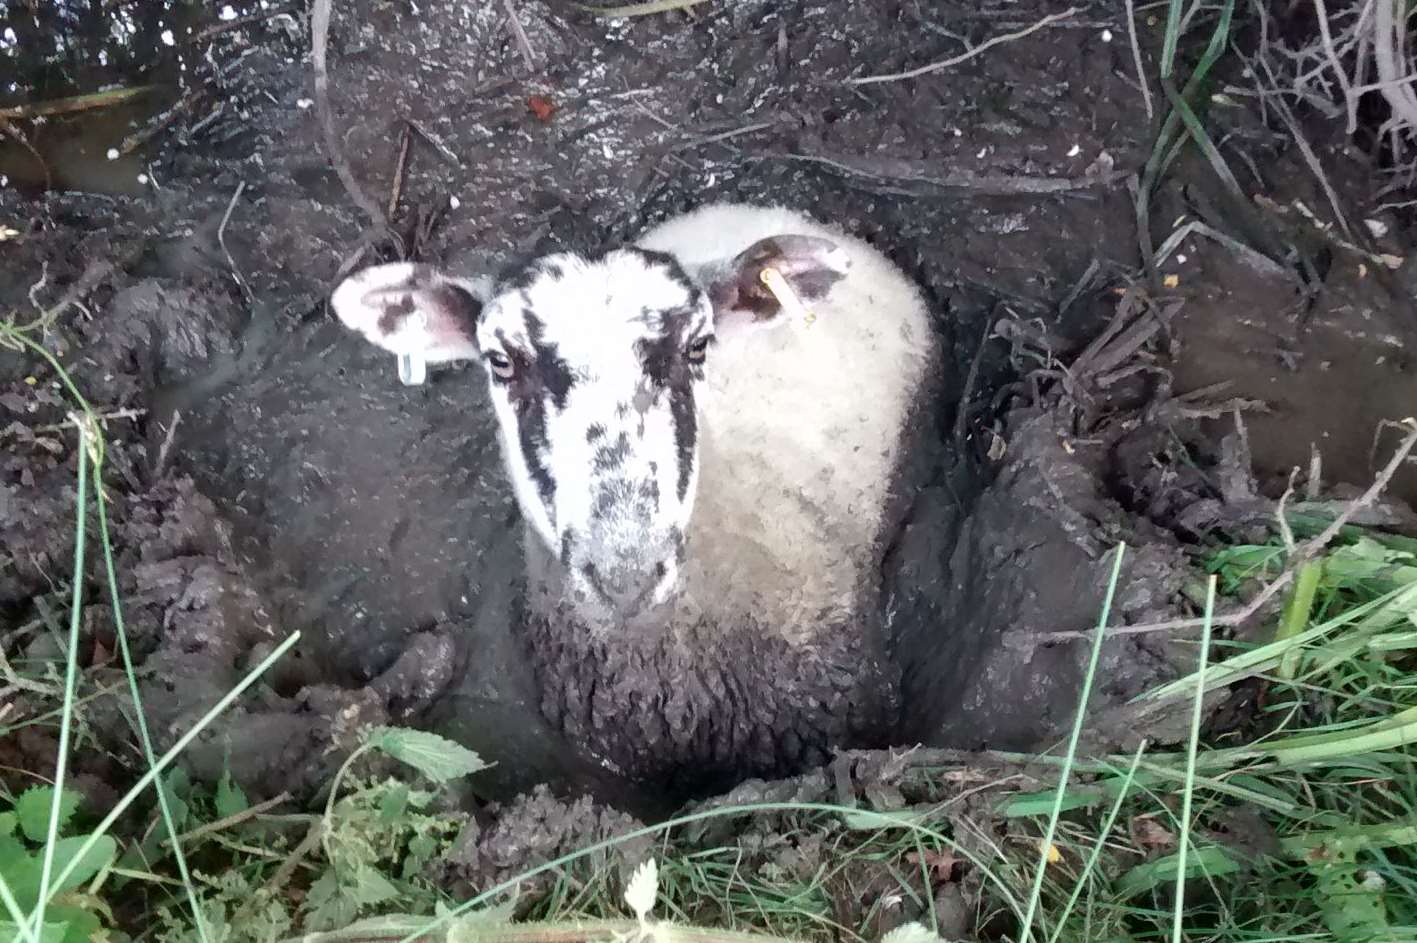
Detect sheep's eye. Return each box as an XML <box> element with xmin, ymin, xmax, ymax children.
<box><xmin>486</xmin><ymin>350</ymin><xmax>515</xmax><ymax>379</ymax></box>
<box><xmin>686</xmin><ymin>336</ymin><xmax>711</xmax><ymax>364</ymax></box>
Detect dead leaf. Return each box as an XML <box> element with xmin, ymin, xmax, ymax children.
<box><xmin>527</xmin><ymin>95</ymin><xmax>557</xmax><ymax>122</ymax></box>
<box><xmin>1130</xmin><ymin>815</ymin><xmax>1176</xmax><ymax>851</ymax></box>
<box><xmin>905</xmin><ymin>848</ymin><xmax>958</xmax><ymax>883</ymax></box>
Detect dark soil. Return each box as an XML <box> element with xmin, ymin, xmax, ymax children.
<box><xmin>3</xmin><ymin>0</ymin><xmax>1416</xmax><ymax>892</ymax></box>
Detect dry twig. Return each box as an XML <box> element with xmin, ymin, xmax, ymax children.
<box><xmin>311</xmin><ymin>0</ymin><xmax>389</xmax><ymax>233</ymax></box>
<box><xmin>501</xmin><ymin>0</ymin><xmax>538</xmax><ymax>71</ymax></box>
<box><xmin>1125</xmin><ymin>0</ymin><xmax>1154</xmax><ymax>121</ymax></box>
<box><xmin>846</xmin><ymin>7</ymin><xmax>1080</xmax><ymax>86</ymax></box>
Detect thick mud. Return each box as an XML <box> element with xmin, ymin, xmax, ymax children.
<box><xmin>3</xmin><ymin>0</ymin><xmax>1415</xmax><ymax>841</ymax></box>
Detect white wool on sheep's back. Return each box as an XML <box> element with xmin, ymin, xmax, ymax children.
<box><xmin>635</xmin><ymin>204</ymin><xmax>933</xmax><ymax>645</ymax></box>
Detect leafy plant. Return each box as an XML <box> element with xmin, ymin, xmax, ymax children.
<box><xmin>147</xmin><ymin>726</ymin><xmax>487</xmax><ymax>943</ymax></box>
<box><xmin>0</xmin><ymin>787</ymin><xmax>117</xmax><ymax>943</ymax></box>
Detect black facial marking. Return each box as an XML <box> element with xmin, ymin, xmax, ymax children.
<box><xmin>593</xmin><ymin>479</ymin><xmax>624</xmax><ymax>520</ymax></box>
<box><xmin>640</xmin><ymin>477</ymin><xmax>660</xmax><ymax>512</ymax></box>
<box><xmin>594</xmin><ymin>432</ymin><xmax>631</xmax><ymax>473</ymax></box>
<box><xmin>633</xmin><ymin>300</ymin><xmax>699</xmax><ymax>503</ymax></box>
<box><xmin>586</xmin><ymin>423</ymin><xmax>606</xmax><ymax>443</ymax></box>
<box><xmin>560</xmin><ymin>529</ymin><xmax>576</xmax><ymax>566</ymax></box>
<box><xmin>491</xmin><ymin>329</ymin><xmax>568</xmax><ymax>517</ymax></box>
<box><xmin>625</xmin><ymin>247</ymin><xmax>702</xmax><ymax>305</ymax></box>
<box><xmin>670</xmin><ymin>384</ymin><xmax>696</xmax><ymax>502</ymax></box>
<box><xmin>500</xmin><ymin>256</ymin><xmax>568</xmax><ymax>292</ymax></box>
<box><xmin>522</xmin><ymin>309</ymin><xmax>575</xmax><ymax>410</ymax></box>
<box><xmin>516</xmin><ymin>404</ymin><xmax>556</xmax><ymax>513</ymax></box>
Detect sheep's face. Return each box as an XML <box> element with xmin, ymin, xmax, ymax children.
<box><xmin>330</xmin><ymin>226</ymin><xmax>849</xmax><ymax>620</ymax></box>
<box><xmin>476</xmin><ymin>249</ymin><xmax>712</xmax><ymax>615</ymax></box>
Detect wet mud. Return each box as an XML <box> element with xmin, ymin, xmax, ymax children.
<box><xmin>3</xmin><ymin>0</ymin><xmax>1416</xmax><ymax>855</ymax></box>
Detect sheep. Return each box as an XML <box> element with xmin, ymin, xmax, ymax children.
<box><xmin>330</xmin><ymin>202</ymin><xmax>938</xmax><ymax>791</ymax></box>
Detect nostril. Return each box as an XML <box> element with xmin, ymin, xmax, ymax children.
<box><xmin>653</xmin><ymin>560</ymin><xmax>667</xmax><ymax>579</ymax></box>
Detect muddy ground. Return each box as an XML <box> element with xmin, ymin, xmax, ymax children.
<box><xmin>3</xmin><ymin>0</ymin><xmax>1416</xmax><ymax>888</ymax></box>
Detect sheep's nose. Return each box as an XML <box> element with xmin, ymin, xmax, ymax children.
<box><xmin>590</xmin><ymin>556</ymin><xmax>677</xmax><ymax>615</ymax></box>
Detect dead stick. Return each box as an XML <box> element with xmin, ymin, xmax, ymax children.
<box><xmin>0</xmin><ymin>86</ymin><xmax>156</xmax><ymax>120</ymax></box>
<box><xmin>387</xmin><ymin>123</ymin><xmax>412</xmax><ymax>221</ymax></box>
<box><xmin>311</xmin><ymin>0</ymin><xmax>389</xmax><ymax>232</ymax></box>
<box><xmin>501</xmin><ymin>0</ymin><xmax>538</xmax><ymax>71</ymax></box>
<box><xmin>1015</xmin><ymin>419</ymin><xmax>1417</xmax><ymax>646</ymax></box>
<box><xmin>166</xmin><ymin>791</ymin><xmax>292</xmax><ymax>846</ymax></box>
<box><xmin>190</xmin><ymin>1</ymin><xmax>300</xmax><ymax>42</ymax></box>
<box><xmin>953</xmin><ymin>314</ymin><xmax>995</xmax><ymax>453</ymax></box>
<box><xmin>783</xmin><ymin>152</ymin><xmax>1127</xmax><ymax>195</ymax></box>
<box><xmin>846</xmin><ymin>8</ymin><xmax>1080</xmax><ymax>85</ymax></box>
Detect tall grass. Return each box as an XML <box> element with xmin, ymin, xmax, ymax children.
<box><xmin>0</xmin><ymin>322</ymin><xmax>301</xmax><ymax>941</ymax></box>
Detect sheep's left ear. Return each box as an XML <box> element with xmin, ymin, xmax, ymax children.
<box><xmin>700</xmin><ymin>235</ymin><xmax>850</xmax><ymax>339</ymax></box>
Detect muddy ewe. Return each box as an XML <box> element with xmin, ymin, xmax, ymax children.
<box><xmin>331</xmin><ymin>203</ymin><xmax>937</xmax><ymax>788</ymax></box>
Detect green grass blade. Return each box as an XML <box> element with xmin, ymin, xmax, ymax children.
<box><xmin>1172</xmin><ymin>576</ymin><xmax>1216</xmax><ymax>943</ymax></box>
<box><xmin>1018</xmin><ymin>543</ymin><xmax>1128</xmax><ymax>943</ymax></box>
<box><xmin>1277</xmin><ymin>561</ymin><xmax>1324</xmax><ymax>680</ymax></box>
<box><xmin>1258</xmin><ymin>707</ymin><xmax>1417</xmax><ymax>764</ymax></box>
<box><xmin>1140</xmin><ymin>0</ymin><xmax>1235</xmax><ymax>203</ymax></box>
<box><xmin>1136</xmin><ymin>583</ymin><xmax>1415</xmax><ymax>703</ymax></box>
<box><xmin>1160</xmin><ymin>0</ymin><xmax>1184</xmax><ymax>79</ymax></box>
<box><xmin>28</xmin><ymin>424</ymin><xmax>89</xmax><ymax>939</ymax></box>
<box><xmin>94</xmin><ymin>489</ymin><xmax>212</xmax><ymax>942</ymax></box>
<box><xmin>0</xmin><ymin>872</ymin><xmax>39</xmax><ymax>943</ymax></box>
<box><xmin>1044</xmin><ymin>740</ymin><xmax>1149</xmax><ymax>943</ymax></box>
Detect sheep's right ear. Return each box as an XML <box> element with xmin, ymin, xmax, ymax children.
<box><xmin>330</xmin><ymin>263</ymin><xmax>489</xmax><ymax>363</ymax></box>
<box><xmin>699</xmin><ymin>235</ymin><xmax>850</xmax><ymax>340</ymax></box>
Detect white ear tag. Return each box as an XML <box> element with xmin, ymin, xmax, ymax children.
<box><xmin>397</xmin><ymin>352</ymin><xmax>426</xmax><ymax>386</ymax></box>
<box><xmin>396</xmin><ymin>309</ymin><xmax>430</xmax><ymax>386</ymax></box>
<box><xmin>759</xmin><ymin>267</ymin><xmax>816</xmax><ymax>327</ymax></box>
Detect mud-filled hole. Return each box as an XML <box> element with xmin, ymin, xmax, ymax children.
<box><xmin>4</xmin><ymin>0</ymin><xmax>1415</xmax><ymax>827</ymax></box>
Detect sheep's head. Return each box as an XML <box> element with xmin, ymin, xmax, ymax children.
<box><xmin>330</xmin><ymin>235</ymin><xmax>848</xmax><ymax>618</ymax></box>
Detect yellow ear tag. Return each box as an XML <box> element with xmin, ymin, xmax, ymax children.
<box><xmin>759</xmin><ymin>267</ymin><xmax>816</xmax><ymax>327</ymax></box>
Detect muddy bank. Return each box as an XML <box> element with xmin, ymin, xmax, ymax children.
<box><xmin>3</xmin><ymin>0</ymin><xmax>1415</xmax><ymax>826</ymax></box>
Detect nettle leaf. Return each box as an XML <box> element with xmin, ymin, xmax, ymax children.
<box><xmin>304</xmin><ymin>868</ymin><xmax>358</xmax><ymax>932</ymax></box>
<box><xmin>366</xmin><ymin>727</ymin><xmax>488</xmax><ymax>783</ymax></box>
<box><xmin>840</xmin><ymin>807</ymin><xmax>931</xmax><ymax>831</ymax></box>
<box><xmin>158</xmin><ymin>771</ymin><xmax>191</xmax><ymax>831</ymax></box>
<box><xmin>0</xmin><ymin>920</ymin><xmax>69</xmax><ymax>943</ymax></box>
<box><xmin>0</xmin><ymin>811</ymin><xmax>17</xmax><ymax>837</ymax></box>
<box><xmin>49</xmin><ymin>834</ymin><xmax>118</xmax><ymax>894</ymax></box>
<box><xmin>350</xmin><ymin>865</ymin><xmax>401</xmax><ymax>907</ymax></box>
<box><xmin>215</xmin><ymin>769</ymin><xmax>250</xmax><ymax>819</ymax></box>
<box><xmin>48</xmin><ymin>903</ymin><xmax>100</xmax><ymax>943</ymax></box>
<box><xmin>0</xmin><ymin>835</ymin><xmax>42</xmax><ymax>910</ymax></box>
<box><xmin>378</xmin><ymin>782</ymin><xmax>410</xmax><ymax>824</ymax></box>
<box><xmin>15</xmin><ymin>786</ymin><xmax>84</xmax><ymax>843</ymax></box>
